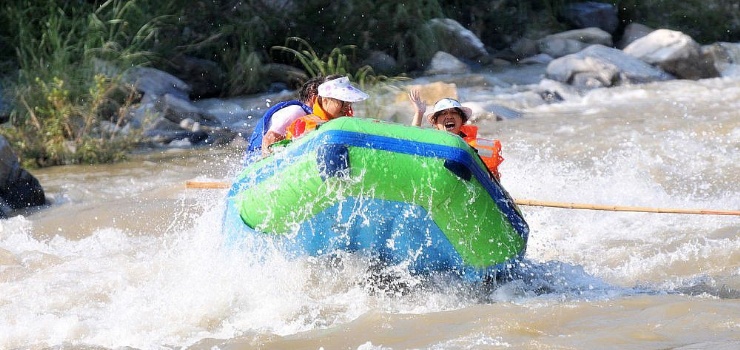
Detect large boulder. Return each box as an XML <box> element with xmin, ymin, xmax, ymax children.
<box><xmin>546</xmin><ymin>44</ymin><xmax>674</xmax><ymax>89</ymax></box>
<box><xmin>623</xmin><ymin>29</ymin><xmax>720</xmax><ymax>80</ymax></box>
<box><xmin>617</xmin><ymin>23</ymin><xmax>654</xmax><ymax>49</ymax></box>
<box><xmin>123</xmin><ymin>67</ymin><xmax>191</xmax><ymax>101</ymax></box>
<box><xmin>701</xmin><ymin>42</ymin><xmax>740</xmax><ymax>77</ymax></box>
<box><xmin>156</xmin><ymin>93</ymin><xmax>220</xmax><ymax>127</ymax></box>
<box><xmin>428</xmin><ymin>18</ymin><xmax>489</xmax><ymax>61</ymax></box>
<box><xmin>424</xmin><ymin>51</ymin><xmax>472</xmax><ymax>75</ymax></box>
<box><xmin>538</xmin><ymin>27</ymin><xmax>613</xmax><ymax>58</ymax></box>
<box><xmin>122</xmin><ymin>67</ymin><xmax>237</xmax><ymax>146</ymax></box>
<box><xmin>361</xmin><ymin>51</ymin><xmax>399</xmax><ymax>75</ymax></box>
<box><xmin>0</xmin><ymin>135</ymin><xmax>46</xmax><ymax>218</ymax></box>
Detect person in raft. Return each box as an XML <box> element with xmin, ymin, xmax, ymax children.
<box><xmin>246</xmin><ymin>75</ymin><xmax>338</xmax><ymax>158</ymax></box>
<box><xmin>286</xmin><ymin>76</ymin><xmax>369</xmax><ymax>139</ymax></box>
<box><xmin>408</xmin><ymin>89</ymin><xmax>504</xmax><ymax>180</ymax></box>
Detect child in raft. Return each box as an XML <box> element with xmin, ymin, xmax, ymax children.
<box><xmin>286</xmin><ymin>76</ymin><xmax>369</xmax><ymax>139</ymax></box>
<box><xmin>408</xmin><ymin>89</ymin><xmax>504</xmax><ymax>180</ymax></box>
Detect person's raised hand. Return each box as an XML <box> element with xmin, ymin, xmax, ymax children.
<box><xmin>408</xmin><ymin>89</ymin><xmax>426</xmax><ymax>116</ymax></box>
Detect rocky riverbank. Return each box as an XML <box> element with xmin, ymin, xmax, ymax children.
<box><xmin>3</xmin><ymin>10</ymin><xmax>740</xmax><ymax>217</ymax></box>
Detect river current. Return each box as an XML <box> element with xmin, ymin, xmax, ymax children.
<box><xmin>1</xmin><ymin>65</ymin><xmax>739</xmax><ymax>349</ymax></box>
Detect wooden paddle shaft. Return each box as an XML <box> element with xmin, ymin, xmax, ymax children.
<box><xmin>514</xmin><ymin>199</ymin><xmax>740</xmax><ymax>216</ymax></box>
<box><xmin>185</xmin><ymin>181</ymin><xmax>740</xmax><ymax>216</ymax></box>
<box><xmin>185</xmin><ymin>180</ymin><xmax>229</xmax><ymax>189</ymax></box>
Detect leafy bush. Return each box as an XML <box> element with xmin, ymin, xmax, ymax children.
<box><xmin>5</xmin><ymin>74</ymin><xmax>139</xmax><ymax>167</ymax></box>
<box><xmin>0</xmin><ymin>0</ymin><xmax>162</xmax><ymax>167</ymax></box>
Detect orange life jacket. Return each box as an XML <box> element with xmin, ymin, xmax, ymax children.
<box><xmin>459</xmin><ymin>124</ymin><xmax>504</xmax><ymax>180</ymax></box>
<box><xmin>286</xmin><ymin>115</ymin><xmax>325</xmax><ymax>139</ymax></box>
<box><xmin>286</xmin><ymin>98</ymin><xmax>332</xmax><ymax>139</ymax></box>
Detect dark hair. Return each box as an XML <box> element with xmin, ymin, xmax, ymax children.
<box><xmin>299</xmin><ymin>76</ymin><xmax>325</xmax><ymax>103</ymax></box>
<box><xmin>299</xmin><ymin>74</ymin><xmax>344</xmax><ymax>103</ymax></box>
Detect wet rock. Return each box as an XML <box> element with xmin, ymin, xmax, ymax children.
<box><xmin>425</xmin><ymin>51</ymin><xmax>472</xmax><ymax>75</ymax></box>
<box><xmin>537</xmin><ymin>28</ymin><xmax>613</xmax><ymax>58</ymax></box>
<box><xmin>122</xmin><ymin>66</ymin><xmax>238</xmax><ymax>147</ymax></box>
<box><xmin>539</xmin><ymin>90</ymin><xmax>564</xmax><ymax>103</ymax></box>
<box><xmin>623</xmin><ymin>29</ymin><xmax>720</xmax><ymax>80</ymax></box>
<box><xmin>702</xmin><ymin>42</ymin><xmax>740</xmax><ymax>77</ymax></box>
<box><xmin>617</xmin><ymin>23</ymin><xmax>654</xmax><ymax>49</ymax></box>
<box><xmin>538</xmin><ymin>37</ymin><xmax>591</xmax><ymax>59</ymax></box>
<box><xmin>156</xmin><ymin>93</ymin><xmax>220</xmax><ymax>127</ymax></box>
<box><xmin>428</xmin><ymin>18</ymin><xmax>489</xmax><ymax>61</ymax></box>
<box><xmin>546</xmin><ymin>44</ymin><xmax>674</xmax><ymax>89</ymax></box>
<box><xmin>362</xmin><ymin>51</ymin><xmax>399</xmax><ymax>75</ymax></box>
<box><xmin>123</xmin><ymin>67</ymin><xmax>191</xmax><ymax>101</ymax></box>
<box><xmin>142</xmin><ymin>129</ymin><xmax>209</xmax><ymax>146</ymax></box>
<box><xmin>483</xmin><ymin>104</ymin><xmax>523</xmax><ymax>120</ymax></box>
<box><xmin>518</xmin><ymin>53</ymin><xmax>554</xmax><ymax>65</ymax></box>
<box><xmin>510</xmin><ymin>38</ymin><xmax>539</xmax><ymax>60</ymax></box>
<box><xmin>0</xmin><ymin>135</ymin><xmax>46</xmax><ymax>218</ymax></box>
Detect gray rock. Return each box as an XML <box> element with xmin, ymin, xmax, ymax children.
<box><xmin>0</xmin><ymin>135</ymin><xmax>46</xmax><ymax>218</ymax></box>
<box><xmin>156</xmin><ymin>93</ymin><xmax>220</xmax><ymax>127</ymax></box>
<box><xmin>546</xmin><ymin>45</ymin><xmax>674</xmax><ymax>88</ymax></box>
<box><xmin>428</xmin><ymin>18</ymin><xmax>489</xmax><ymax>60</ymax></box>
<box><xmin>518</xmin><ymin>53</ymin><xmax>554</xmax><ymax>65</ymax></box>
<box><xmin>537</xmin><ymin>27</ymin><xmax>613</xmax><ymax>58</ymax></box>
<box><xmin>542</xmin><ymin>27</ymin><xmax>613</xmax><ymax>46</ymax></box>
<box><xmin>510</xmin><ymin>38</ymin><xmax>539</xmax><ymax>59</ymax></box>
<box><xmin>623</xmin><ymin>29</ymin><xmax>719</xmax><ymax>80</ymax></box>
<box><xmin>617</xmin><ymin>23</ymin><xmax>654</xmax><ymax>49</ymax></box>
<box><xmin>362</xmin><ymin>51</ymin><xmax>399</xmax><ymax>75</ymax></box>
<box><xmin>538</xmin><ymin>37</ymin><xmax>591</xmax><ymax>58</ymax></box>
<box><xmin>123</xmin><ymin>67</ymin><xmax>191</xmax><ymax>100</ymax></box>
<box><xmin>425</xmin><ymin>51</ymin><xmax>472</xmax><ymax>75</ymax></box>
<box><xmin>702</xmin><ymin>42</ymin><xmax>740</xmax><ymax>77</ymax></box>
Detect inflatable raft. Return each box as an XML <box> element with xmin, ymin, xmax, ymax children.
<box><xmin>223</xmin><ymin>117</ymin><xmax>528</xmax><ymax>280</ymax></box>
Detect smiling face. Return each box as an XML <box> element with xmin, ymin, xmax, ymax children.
<box><xmin>431</xmin><ymin>108</ymin><xmax>464</xmax><ymax>134</ymax></box>
<box><xmin>321</xmin><ymin>97</ymin><xmax>353</xmax><ymax>119</ymax></box>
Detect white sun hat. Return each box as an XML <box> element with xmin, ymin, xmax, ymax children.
<box><xmin>425</xmin><ymin>98</ymin><xmax>473</xmax><ymax>124</ymax></box>
<box><xmin>318</xmin><ymin>76</ymin><xmax>369</xmax><ymax>102</ymax></box>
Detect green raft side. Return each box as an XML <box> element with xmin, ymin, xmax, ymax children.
<box><xmin>349</xmin><ymin>146</ymin><xmax>525</xmax><ymax>267</ymax></box>
<box><xmin>235</xmin><ymin>118</ymin><xmax>488</xmax><ymax>182</ymax></box>
<box><xmin>236</xmin><ymin>144</ymin><xmax>526</xmax><ymax>268</ymax></box>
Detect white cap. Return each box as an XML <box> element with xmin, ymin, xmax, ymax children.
<box><xmin>425</xmin><ymin>98</ymin><xmax>472</xmax><ymax>123</ymax></box>
<box><xmin>318</xmin><ymin>76</ymin><xmax>369</xmax><ymax>102</ymax></box>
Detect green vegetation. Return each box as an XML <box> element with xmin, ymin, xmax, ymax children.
<box><xmin>0</xmin><ymin>0</ymin><xmax>737</xmax><ymax>168</ymax></box>
<box><xmin>272</xmin><ymin>37</ymin><xmax>409</xmax><ymax>120</ymax></box>
<box><xmin>1</xmin><ymin>0</ymin><xmax>166</xmax><ymax>167</ymax></box>
<box><xmin>623</xmin><ymin>0</ymin><xmax>740</xmax><ymax>43</ymax></box>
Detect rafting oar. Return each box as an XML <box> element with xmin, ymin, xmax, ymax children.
<box><xmin>185</xmin><ymin>180</ymin><xmax>229</xmax><ymax>189</ymax></box>
<box><xmin>185</xmin><ymin>180</ymin><xmax>740</xmax><ymax>216</ymax></box>
<box><xmin>514</xmin><ymin>199</ymin><xmax>740</xmax><ymax>216</ymax></box>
